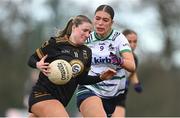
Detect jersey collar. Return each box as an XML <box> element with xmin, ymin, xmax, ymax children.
<box><xmin>94</xmin><ymin>29</ymin><xmax>113</xmax><ymax>41</ymax></box>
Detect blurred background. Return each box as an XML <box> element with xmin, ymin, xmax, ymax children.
<box><xmin>0</xmin><ymin>0</ymin><xmax>180</xmax><ymax>117</ymax></box>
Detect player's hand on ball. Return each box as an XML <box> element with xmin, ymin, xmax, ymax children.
<box><xmin>100</xmin><ymin>68</ymin><xmax>117</xmax><ymax>80</ymax></box>
<box><xmin>36</xmin><ymin>55</ymin><xmax>50</xmax><ymax>76</ymax></box>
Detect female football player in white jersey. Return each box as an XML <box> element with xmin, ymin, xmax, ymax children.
<box><xmin>76</xmin><ymin>5</ymin><xmax>136</xmax><ymax>117</ymax></box>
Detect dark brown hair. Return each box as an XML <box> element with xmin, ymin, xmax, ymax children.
<box><xmin>122</xmin><ymin>29</ymin><xmax>137</xmax><ymax>36</ymax></box>
<box><xmin>95</xmin><ymin>5</ymin><xmax>114</xmax><ymax>20</ymax></box>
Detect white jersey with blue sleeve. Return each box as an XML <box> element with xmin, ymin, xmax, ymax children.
<box><xmin>77</xmin><ymin>29</ymin><xmax>132</xmax><ymax>98</ymax></box>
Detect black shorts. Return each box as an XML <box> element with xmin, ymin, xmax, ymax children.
<box><xmin>28</xmin><ymin>84</ymin><xmax>56</xmax><ymax>113</ymax></box>
<box><xmin>28</xmin><ymin>76</ymin><xmax>78</xmax><ymax>113</ymax></box>
<box><xmin>76</xmin><ymin>86</ymin><xmax>127</xmax><ymax>117</ymax></box>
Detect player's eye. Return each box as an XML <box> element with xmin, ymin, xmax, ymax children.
<box><xmin>103</xmin><ymin>18</ymin><xmax>110</xmax><ymax>22</ymax></box>
<box><xmin>95</xmin><ymin>16</ymin><xmax>101</xmax><ymax>20</ymax></box>
<box><xmin>82</xmin><ymin>29</ymin><xmax>91</xmax><ymax>34</ymax></box>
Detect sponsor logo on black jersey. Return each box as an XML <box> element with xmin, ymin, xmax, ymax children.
<box><xmin>70</xmin><ymin>59</ymin><xmax>84</xmax><ymax>78</ymax></box>
<box><xmin>61</xmin><ymin>49</ymin><xmax>70</xmax><ymax>54</ymax></box>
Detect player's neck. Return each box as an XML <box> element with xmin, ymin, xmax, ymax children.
<box><xmin>95</xmin><ymin>29</ymin><xmax>113</xmax><ymax>40</ymax></box>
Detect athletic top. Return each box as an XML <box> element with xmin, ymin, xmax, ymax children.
<box><xmin>28</xmin><ymin>37</ymin><xmax>103</xmax><ymax>106</ymax></box>
<box><xmin>77</xmin><ymin>29</ymin><xmax>132</xmax><ymax>98</ymax></box>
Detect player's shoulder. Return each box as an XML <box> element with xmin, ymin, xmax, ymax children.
<box><xmin>108</xmin><ymin>29</ymin><xmax>122</xmax><ymax>41</ymax></box>
<box><xmin>112</xmin><ymin>29</ymin><xmax>124</xmax><ymax>38</ymax></box>
<box><xmin>52</xmin><ymin>37</ymin><xmax>71</xmax><ymax>46</ymax></box>
<box><xmin>43</xmin><ymin>36</ymin><xmax>63</xmax><ymax>43</ymax></box>
<box><xmin>40</xmin><ymin>37</ymin><xmax>56</xmax><ymax>48</ymax></box>
<box><xmin>54</xmin><ymin>37</ymin><xmax>68</xmax><ymax>43</ymax></box>
<box><xmin>112</xmin><ymin>29</ymin><xmax>121</xmax><ymax>34</ymax></box>
<box><xmin>111</xmin><ymin>30</ymin><xmax>129</xmax><ymax>42</ymax></box>
<box><xmin>81</xmin><ymin>44</ymin><xmax>91</xmax><ymax>52</ymax></box>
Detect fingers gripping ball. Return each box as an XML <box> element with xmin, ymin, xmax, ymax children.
<box><xmin>48</xmin><ymin>59</ymin><xmax>73</xmax><ymax>85</ymax></box>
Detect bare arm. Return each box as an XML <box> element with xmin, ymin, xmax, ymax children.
<box><xmin>128</xmin><ymin>71</ymin><xmax>143</xmax><ymax>93</ymax></box>
<box><xmin>121</xmin><ymin>52</ymin><xmax>136</xmax><ymax>72</ymax></box>
<box><xmin>129</xmin><ymin>72</ymin><xmax>139</xmax><ymax>84</ymax></box>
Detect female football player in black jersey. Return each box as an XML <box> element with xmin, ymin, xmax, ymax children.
<box><xmin>27</xmin><ymin>15</ymin><xmax>116</xmax><ymax>117</ymax></box>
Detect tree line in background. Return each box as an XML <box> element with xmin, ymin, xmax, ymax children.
<box><xmin>0</xmin><ymin>0</ymin><xmax>179</xmax><ymax>116</ymax></box>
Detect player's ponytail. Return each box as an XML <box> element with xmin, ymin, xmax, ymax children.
<box><xmin>56</xmin><ymin>15</ymin><xmax>92</xmax><ymax>40</ymax></box>
<box><xmin>56</xmin><ymin>17</ymin><xmax>73</xmax><ymax>39</ymax></box>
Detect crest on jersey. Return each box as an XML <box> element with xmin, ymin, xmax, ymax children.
<box><xmin>108</xmin><ymin>43</ymin><xmax>115</xmax><ymax>51</ymax></box>
<box><xmin>70</xmin><ymin>59</ymin><xmax>84</xmax><ymax>78</ymax></box>
<box><xmin>83</xmin><ymin>50</ymin><xmax>88</xmax><ymax>60</ymax></box>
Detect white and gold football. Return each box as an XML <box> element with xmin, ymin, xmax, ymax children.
<box><xmin>48</xmin><ymin>59</ymin><xmax>73</xmax><ymax>85</ymax></box>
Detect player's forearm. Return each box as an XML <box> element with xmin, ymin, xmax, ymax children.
<box><xmin>78</xmin><ymin>75</ymin><xmax>102</xmax><ymax>85</ymax></box>
<box><xmin>122</xmin><ymin>59</ymin><xmax>136</xmax><ymax>72</ymax></box>
<box><xmin>120</xmin><ymin>52</ymin><xmax>136</xmax><ymax>72</ymax></box>
<box><xmin>129</xmin><ymin>72</ymin><xmax>139</xmax><ymax>84</ymax></box>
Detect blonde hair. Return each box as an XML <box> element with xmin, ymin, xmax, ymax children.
<box><xmin>56</xmin><ymin>15</ymin><xmax>92</xmax><ymax>39</ymax></box>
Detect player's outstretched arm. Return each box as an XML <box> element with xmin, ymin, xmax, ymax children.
<box><xmin>100</xmin><ymin>68</ymin><xmax>117</xmax><ymax>80</ymax></box>
<box><xmin>78</xmin><ymin>68</ymin><xmax>117</xmax><ymax>85</ymax></box>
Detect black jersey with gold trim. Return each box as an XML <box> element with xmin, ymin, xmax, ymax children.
<box><xmin>28</xmin><ymin>37</ymin><xmax>102</xmax><ymax>107</ymax></box>
<box><xmin>29</xmin><ymin>37</ymin><xmax>91</xmax><ymax>77</ymax></box>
